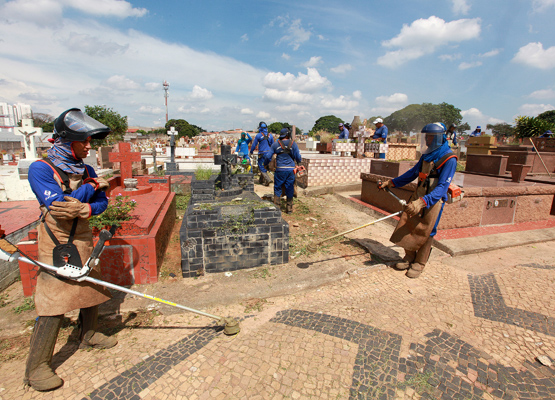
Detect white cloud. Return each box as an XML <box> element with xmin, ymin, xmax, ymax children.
<box><xmin>189</xmin><ymin>85</ymin><xmax>213</xmax><ymax>101</ymax></box>
<box><xmin>330</xmin><ymin>64</ymin><xmax>352</xmax><ymax>74</ymax></box>
<box><xmin>281</xmin><ymin>53</ymin><xmax>291</xmax><ymax>60</ymax></box>
<box><xmin>241</xmin><ymin>34</ymin><xmax>248</xmax><ymax>42</ymax></box>
<box><xmin>378</xmin><ymin>16</ymin><xmax>481</xmax><ymax>68</ymax></box>
<box><xmin>320</xmin><ymin>95</ymin><xmax>358</xmax><ymax>110</ymax></box>
<box><xmin>263</xmin><ymin>68</ymin><xmax>330</xmax><ymax>93</ymax></box>
<box><xmin>459</xmin><ymin>61</ymin><xmax>482</xmax><ymax>70</ymax></box>
<box><xmin>518</xmin><ymin>103</ymin><xmax>555</xmax><ymax>116</ymax></box>
<box><xmin>263</xmin><ymin>89</ymin><xmax>314</xmax><ymax>103</ymax></box>
<box><xmin>257</xmin><ymin>111</ymin><xmax>271</xmax><ymax>119</ymax></box>
<box><xmin>461</xmin><ymin>107</ymin><xmax>506</xmax><ymax>129</ymax></box>
<box><xmin>178</xmin><ymin>105</ymin><xmax>211</xmax><ymax>114</ymax></box>
<box><xmin>532</xmin><ymin>0</ymin><xmax>555</xmax><ymax>12</ymax></box>
<box><xmin>276</xmin><ymin>18</ymin><xmax>311</xmax><ymax>51</ymax></box>
<box><xmin>375</xmin><ymin>93</ymin><xmax>408</xmax><ymax>106</ymax></box>
<box><xmin>145</xmin><ymin>82</ymin><xmax>159</xmax><ymax>91</ymax></box>
<box><xmin>353</xmin><ymin>90</ymin><xmax>362</xmax><ymax>100</ymax></box>
<box><xmin>2</xmin><ymin>0</ymin><xmax>147</xmax><ymax>26</ymax></box>
<box><xmin>241</xmin><ymin>108</ymin><xmax>254</xmax><ymax>115</ymax></box>
<box><xmin>512</xmin><ymin>42</ymin><xmax>555</xmax><ymax>69</ymax></box>
<box><xmin>317</xmin><ymin>35</ymin><xmax>326</xmax><ymax>41</ymax></box>
<box><xmin>302</xmin><ymin>56</ymin><xmax>322</xmax><ymax>67</ymax></box>
<box><xmin>105</xmin><ymin>75</ymin><xmax>140</xmax><ymax>90</ymax></box>
<box><xmin>528</xmin><ymin>89</ymin><xmax>555</xmax><ymax>99</ymax></box>
<box><xmin>138</xmin><ymin>105</ymin><xmax>163</xmax><ymax>114</ymax></box>
<box><xmin>480</xmin><ymin>48</ymin><xmax>502</xmax><ymax>57</ymax></box>
<box><xmin>452</xmin><ymin>0</ymin><xmax>470</xmax><ymax>15</ymax></box>
<box><xmin>439</xmin><ymin>53</ymin><xmax>462</xmax><ymax>61</ymax></box>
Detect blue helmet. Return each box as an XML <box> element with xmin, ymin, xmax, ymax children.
<box><xmin>421</xmin><ymin>123</ymin><xmax>446</xmax><ymax>134</ymax></box>
<box><xmin>279</xmin><ymin>127</ymin><xmax>290</xmax><ymax>139</ymax></box>
<box><xmin>421</xmin><ymin>123</ymin><xmax>446</xmax><ymax>154</ymax></box>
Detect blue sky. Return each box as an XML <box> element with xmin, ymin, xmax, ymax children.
<box><xmin>1</xmin><ymin>0</ymin><xmax>554</xmax><ymax>133</ymax></box>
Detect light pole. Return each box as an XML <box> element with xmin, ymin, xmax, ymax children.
<box><xmin>163</xmin><ymin>80</ymin><xmax>169</xmax><ymax>124</ymax></box>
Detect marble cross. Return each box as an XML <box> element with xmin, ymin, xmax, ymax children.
<box><xmin>14</xmin><ymin>119</ymin><xmax>42</xmax><ymax>160</ymax></box>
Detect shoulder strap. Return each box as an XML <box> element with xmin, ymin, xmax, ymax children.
<box><xmin>38</xmin><ymin>159</ymin><xmax>72</xmax><ymax>194</ymax></box>
<box><xmin>42</xmin><ymin>218</ymin><xmax>78</xmax><ymax>246</ymax></box>
<box><xmin>434</xmin><ymin>152</ymin><xmax>457</xmax><ymax>170</ymax></box>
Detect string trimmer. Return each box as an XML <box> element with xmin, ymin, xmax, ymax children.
<box><xmin>0</xmin><ymin>226</ymin><xmax>240</xmax><ymax>336</ymax></box>
<box><xmin>305</xmin><ymin>211</ymin><xmax>402</xmax><ymax>253</ymax></box>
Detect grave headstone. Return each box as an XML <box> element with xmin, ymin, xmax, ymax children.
<box><xmin>109</xmin><ymin>142</ymin><xmax>141</xmax><ymax>180</ymax></box>
<box><xmin>14</xmin><ymin>119</ymin><xmax>41</xmax><ymax>161</ymax></box>
<box><xmin>214</xmin><ymin>144</ymin><xmax>237</xmax><ymax>190</ymax></box>
<box><xmin>98</xmin><ymin>146</ymin><xmax>113</xmax><ymax>169</ymax></box>
<box><xmin>82</xmin><ymin>149</ymin><xmax>98</xmax><ymax>170</ymax></box>
<box><xmin>166</xmin><ymin>127</ymin><xmax>179</xmax><ymax>171</ymax></box>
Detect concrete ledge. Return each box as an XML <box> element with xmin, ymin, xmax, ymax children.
<box><xmin>300</xmin><ymin>182</ymin><xmax>362</xmax><ymax>197</ymax></box>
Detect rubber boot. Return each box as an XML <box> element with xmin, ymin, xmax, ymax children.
<box><xmin>79</xmin><ymin>306</ymin><xmax>118</xmax><ymax>349</ymax></box>
<box><xmin>394</xmin><ymin>250</ymin><xmax>416</xmax><ymax>270</ymax></box>
<box><xmin>24</xmin><ymin>315</ymin><xmax>64</xmax><ymax>391</ymax></box>
<box><xmin>286</xmin><ymin>198</ymin><xmax>293</xmax><ymax>214</ymax></box>
<box><xmin>406</xmin><ymin>237</ymin><xmax>434</xmax><ymax>279</ymax></box>
<box><xmin>262</xmin><ymin>172</ymin><xmax>272</xmax><ymax>186</ymax></box>
<box><xmin>273</xmin><ymin>195</ymin><xmax>281</xmax><ymax>208</ymax></box>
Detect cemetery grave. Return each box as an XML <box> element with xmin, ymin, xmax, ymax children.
<box><xmin>180</xmin><ymin>144</ymin><xmax>289</xmax><ymax>278</ymax></box>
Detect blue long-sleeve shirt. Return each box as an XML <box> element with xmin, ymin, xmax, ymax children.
<box><xmin>250</xmin><ymin>131</ymin><xmax>274</xmax><ymax>154</ymax></box>
<box><xmin>264</xmin><ymin>139</ymin><xmax>302</xmax><ymax>169</ymax></box>
<box><xmin>373</xmin><ymin>125</ymin><xmax>388</xmax><ymax>143</ymax></box>
<box><xmin>28</xmin><ymin>161</ymin><xmax>108</xmax><ymax>216</ymax></box>
<box><xmin>391</xmin><ymin>156</ymin><xmax>457</xmax><ymax>208</ymax></box>
<box><xmin>338</xmin><ymin>127</ymin><xmax>349</xmax><ymax>140</ymax></box>
<box><xmin>235</xmin><ymin>133</ymin><xmax>252</xmax><ymax>157</ymax></box>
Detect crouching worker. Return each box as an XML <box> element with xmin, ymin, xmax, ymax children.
<box><xmin>25</xmin><ymin>108</ymin><xmax>117</xmax><ymax>391</ymax></box>
<box><xmin>378</xmin><ymin>122</ymin><xmax>457</xmax><ymax>278</ymax></box>
<box><xmin>265</xmin><ymin>127</ymin><xmax>302</xmax><ymax>214</ymax></box>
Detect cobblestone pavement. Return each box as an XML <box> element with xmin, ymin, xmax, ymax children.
<box><xmin>1</xmin><ymin>249</ymin><xmax>555</xmax><ymax>399</ymax></box>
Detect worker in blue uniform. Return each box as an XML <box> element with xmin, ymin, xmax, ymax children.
<box><xmin>447</xmin><ymin>124</ymin><xmax>458</xmax><ymax>146</ymax></box>
<box><xmin>378</xmin><ymin>122</ymin><xmax>457</xmax><ymax>279</ymax></box>
<box><xmin>372</xmin><ymin>118</ymin><xmax>388</xmax><ymax>159</ymax></box>
<box><xmin>25</xmin><ymin>108</ymin><xmax>117</xmax><ymax>391</ymax></box>
<box><xmin>338</xmin><ymin>123</ymin><xmax>349</xmax><ymax>140</ymax></box>
<box><xmin>235</xmin><ymin>132</ymin><xmax>252</xmax><ymax>160</ymax></box>
<box><xmin>250</xmin><ymin>122</ymin><xmax>274</xmax><ymax>186</ymax></box>
<box><xmin>264</xmin><ymin>127</ymin><xmax>302</xmax><ymax>213</ymax></box>
<box><xmin>469</xmin><ymin>126</ymin><xmax>482</xmax><ymax>136</ymax></box>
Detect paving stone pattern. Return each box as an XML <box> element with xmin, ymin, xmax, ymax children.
<box><xmin>469</xmin><ymin>273</ymin><xmax>555</xmax><ymax>337</ymax></box>
<box><xmin>85</xmin><ymin>326</ymin><xmax>221</xmax><ymax>400</ymax></box>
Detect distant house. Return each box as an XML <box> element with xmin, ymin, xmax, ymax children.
<box><xmin>0</xmin><ymin>128</ymin><xmax>24</xmax><ymax>154</ymax></box>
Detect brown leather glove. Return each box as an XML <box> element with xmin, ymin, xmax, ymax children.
<box><xmin>405</xmin><ymin>198</ymin><xmax>426</xmax><ymax>217</ymax></box>
<box><xmin>377</xmin><ymin>180</ymin><xmax>392</xmax><ymax>190</ymax></box>
<box><xmin>49</xmin><ymin>196</ymin><xmax>91</xmax><ymax>220</ymax></box>
<box><xmin>96</xmin><ymin>177</ymin><xmax>110</xmax><ymax>192</ymax></box>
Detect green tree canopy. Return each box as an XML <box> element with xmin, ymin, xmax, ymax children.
<box><xmin>383</xmin><ymin>102</ymin><xmax>462</xmax><ymax>134</ymax></box>
<box><xmin>310</xmin><ymin>115</ymin><xmax>343</xmax><ymax>134</ymax></box>
<box><xmin>486</xmin><ymin>123</ymin><xmax>515</xmax><ymax>139</ymax></box>
<box><xmin>165</xmin><ymin>119</ymin><xmax>204</xmax><ymax>139</ymax></box>
<box><xmin>457</xmin><ymin>122</ymin><xmax>471</xmax><ymax>133</ymax></box>
<box><xmin>84</xmin><ymin>105</ymin><xmax>127</xmax><ymax>148</ymax></box>
<box><xmin>514</xmin><ymin>116</ymin><xmax>555</xmax><ymax>138</ymax></box>
<box><xmin>32</xmin><ymin>113</ymin><xmax>55</xmax><ymax>132</ymax></box>
<box><xmin>537</xmin><ymin>110</ymin><xmax>555</xmax><ymax>124</ymax></box>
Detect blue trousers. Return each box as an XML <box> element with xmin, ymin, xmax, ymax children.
<box><xmin>274</xmin><ymin>169</ymin><xmax>295</xmax><ymax>198</ymax></box>
<box><xmin>258</xmin><ymin>152</ymin><xmax>268</xmax><ymax>173</ymax></box>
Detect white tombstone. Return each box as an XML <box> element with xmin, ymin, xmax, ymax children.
<box><xmin>14</xmin><ymin>119</ymin><xmax>42</xmax><ymax>160</ymax></box>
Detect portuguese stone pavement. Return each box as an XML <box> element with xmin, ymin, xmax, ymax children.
<box><xmin>1</xmin><ymin>251</ymin><xmax>555</xmax><ymax>399</ymax></box>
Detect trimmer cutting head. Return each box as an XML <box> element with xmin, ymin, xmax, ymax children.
<box><xmin>220</xmin><ymin>317</ymin><xmax>241</xmax><ymax>336</ymax></box>
<box><xmin>306</xmin><ymin>242</ymin><xmax>318</xmax><ymax>254</ymax></box>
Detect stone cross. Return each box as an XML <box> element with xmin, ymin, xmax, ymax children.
<box><xmin>109</xmin><ymin>142</ymin><xmax>141</xmax><ymax>181</ymax></box>
<box><xmin>214</xmin><ymin>144</ymin><xmax>237</xmax><ymax>190</ymax></box>
<box><xmin>152</xmin><ymin>146</ymin><xmax>157</xmax><ymax>169</ymax></box>
<box><xmin>167</xmin><ymin>126</ymin><xmax>178</xmax><ymax>163</ymax></box>
<box><xmin>14</xmin><ymin>119</ymin><xmax>42</xmax><ymax>160</ymax></box>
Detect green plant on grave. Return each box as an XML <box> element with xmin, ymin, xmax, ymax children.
<box><xmin>218</xmin><ymin>213</ymin><xmax>255</xmax><ymax>236</ymax></box>
<box><xmin>195</xmin><ymin>164</ymin><xmax>213</xmax><ymax>180</ymax></box>
<box><xmin>89</xmin><ymin>194</ymin><xmax>137</xmax><ymax>230</ymax></box>
<box><xmin>317</xmin><ymin>130</ymin><xmax>336</xmax><ymax>144</ymax></box>
<box><xmin>175</xmin><ymin>194</ymin><xmax>191</xmax><ymax>210</ymax></box>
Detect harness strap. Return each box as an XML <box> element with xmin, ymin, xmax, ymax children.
<box><xmin>37</xmin><ymin>159</ymin><xmax>90</xmax><ymax>194</ymax></box>
<box><xmin>42</xmin><ymin>218</ymin><xmax>78</xmax><ymax>246</ymax></box>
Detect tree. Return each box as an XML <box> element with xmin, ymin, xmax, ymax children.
<box><xmin>514</xmin><ymin>116</ymin><xmax>555</xmax><ymax>138</ymax></box>
<box><xmin>310</xmin><ymin>115</ymin><xmax>343</xmax><ymax>134</ymax></box>
<box><xmin>486</xmin><ymin>123</ymin><xmax>515</xmax><ymax>140</ymax></box>
<box><xmin>165</xmin><ymin>119</ymin><xmax>204</xmax><ymax>139</ymax></box>
<box><xmin>537</xmin><ymin>110</ymin><xmax>555</xmax><ymax>124</ymax></box>
<box><xmin>383</xmin><ymin>102</ymin><xmax>462</xmax><ymax>134</ymax></box>
<box><xmin>457</xmin><ymin>122</ymin><xmax>470</xmax><ymax>134</ymax></box>
<box><xmin>84</xmin><ymin>105</ymin><xmax>127</xmax><ymax>148</ymax></box>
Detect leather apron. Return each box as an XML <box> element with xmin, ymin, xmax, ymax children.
<box><xmin>34</xmin><ymin>173</ymin><xmax>111</xmax><ymax>316</ymax></box>
<box><xmin>390</xmin><ymin>159</ymin><xmax>443</xmax><ymax>252</ymax></box>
